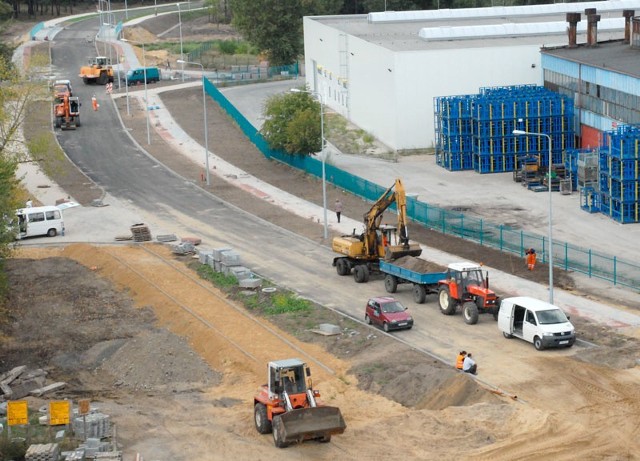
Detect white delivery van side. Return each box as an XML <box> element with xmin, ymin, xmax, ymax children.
<box><xmin>498</xmin><ymin>296</ymin><xmax>575</xmax><ymax>350</ymax></box>
<box><xmin>16</xmin><ymin>206</ymin><xmax>65</xmax><ymax>239</ymax></box>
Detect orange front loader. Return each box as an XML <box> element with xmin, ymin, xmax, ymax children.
<box><xmin>53</xmin><ymin>95</ymin><xmax>81</xmax><ymax>130</ymax></box>
<box><xmin>253</xmin><ymin>359</ymin><xmax>346</xmax><ymax>448</ymax></box>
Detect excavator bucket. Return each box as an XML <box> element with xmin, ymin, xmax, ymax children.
<box><xmin>274</xmin><ymin>406</ymin><xmax>346</xmax><ymax>446</ymax></box>
<box><xmin>385</xmin><ymin>243</ymin><xmax>422</xmax><ymax>260</ymax></box>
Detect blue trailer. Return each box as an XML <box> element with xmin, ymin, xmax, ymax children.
<box><xmin>379</xmin><ymin>259</ymin><xmax>447</xmax><ymax>304</ymax></box>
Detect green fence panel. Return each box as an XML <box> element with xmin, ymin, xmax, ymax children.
<box><xmin>204</xmin><ymin>78</ymin><xmax>640</xmax><ymax>290</ymax></box>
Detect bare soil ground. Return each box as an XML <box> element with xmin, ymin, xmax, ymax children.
<box><xmin>5</xmin><ymin>12</ymin><xmax>640</xmax><ymax>461</ymax></box>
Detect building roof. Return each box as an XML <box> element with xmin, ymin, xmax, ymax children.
<box><xmin>310</xmin><ymin>1</ymin><xmax>635</xmax><ymax>51</ymax></box>
<box><xmin>542</xmin><ymin>39</ymin><xmax>640</xmax><ymax>79</ymax></box>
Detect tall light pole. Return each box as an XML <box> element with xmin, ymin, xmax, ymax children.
<box><xmin>513</xmin><ymin>129</ymin><xmax>554</xmax><ymax>304</ymax></box>
<box><xmin>291</xmin><ymin>88</ymin><xmax>328</xmax><ymax>239</ymax></box>
<box><xmin>177</xmin><ymin>3</ymin><xmax>184</xmax><ymax>82</ymax></box>
<box><xmin>121</xmin><ymin>38</ymin><xmax>151</xmax><ymax>145</ymax></box>
<box><xmin>178</xmin><ymin>59</ymin><xmax>210</xmax><ymax>186</ymax></box>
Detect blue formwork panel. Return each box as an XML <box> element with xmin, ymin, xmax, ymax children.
<box><xmin>436</xmin><ymin>152</ymin><xmax>473</xmax><ymax>171</ymax></box>
<box><xmin>472</xmin><ymin>154</ymin><xmax>515</xmax><ymax>173</ymax></box>
<box><xmin>602</xmin><ymin>196</ymin><xmax>640</xmax><ymax>223</ymax></box>
<box><xmin>581</xmin><ymin>187</ymin><xmax>601</xmax><ymax>213</ymax></box>
<box><xmin>609</xmin><ymin>179</ymin><xmax>640</xmax><ymax>202</ymax></box>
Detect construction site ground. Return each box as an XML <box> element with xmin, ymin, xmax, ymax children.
<box><xmin>4</xmin><ymin>11</ymin><xmax>640</xmax><ymax>461</ymax></box>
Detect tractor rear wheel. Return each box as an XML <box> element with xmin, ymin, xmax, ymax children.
<box><xmin>438</xmin><ymin>286</ymin><xmax>456</xmax><ymax>315</ymax></box>
<box><xmin>272</xmin><ymin>415</ymin><xmax>290</xmax><ymax>448</ymax></box>
<box><xmin>384</xmin><ymin>275</ymin><xmax>398</xmax><ymax>293</ymax></box>
<box><xmin>254</xmin><ymin>403</ymin><xmax>272</xmax><ymax>434</ymax></box>
<box><xmin>413</xmin><ymin>284</ymin><xmax>426</xmax><ymax>304</ymax></box>
<box><xmin>463</xmin><ymin>302</ymin><xmax>479</xmax><ymax>325</ymax></box>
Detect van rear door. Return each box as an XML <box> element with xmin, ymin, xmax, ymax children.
<box><xmin>497</xmin><ymin>299</ymin><xmax>513</xmax><ymax>335</ymax></box>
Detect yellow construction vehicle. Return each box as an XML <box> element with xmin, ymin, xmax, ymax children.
<box><xmin>332</xmin><ymin>178</ymin><xmax>422</xmax><ymax>283</ymax></box>
<box><xmin>79</xmin><ymin>56</ymin><xmax>114</xmax><ymax>85</ymax></box>
<box><xmin>254</xmin><ymin>359</ymin><xmax>346</xmax><ymax>448</ymax></box>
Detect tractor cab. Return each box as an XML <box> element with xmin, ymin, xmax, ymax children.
<box><xmin>447</xmin><ymin>262</ymin><xmax>487</xmax><ymax>292</ymax></box>
<box><xmin>268</xmin><ymin>359</ymin><xmax>310</xmax><ymax>400</ymax></box>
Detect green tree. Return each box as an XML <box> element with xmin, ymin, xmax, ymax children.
<box><xmin>230</xmin><ymin>0</ymin><xmax>342</xmax><ymax>66</ymax></box>
<box><xmin>260</xmin><ymin>90</ymin><xmax>322</xmax><ymax>155</ymax></box>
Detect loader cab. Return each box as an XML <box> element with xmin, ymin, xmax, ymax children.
<box><xmin>268</xmin><ymin>359</ymin><xmax>309</xmax><ymax>397</ymax></box>
<box><xmin>93</xmin><ymin>56</ymin><xmax>111</xmax><ymax>67</ymax></box>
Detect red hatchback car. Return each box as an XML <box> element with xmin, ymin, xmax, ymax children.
<box><xmin>365</xmin><ymin>297</ymin><xmax>414</xmax><ymax>332</ymax></box>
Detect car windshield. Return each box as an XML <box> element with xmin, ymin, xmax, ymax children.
<box><xmin>381</xmin><ymin>301</ymin><xmax>405</xmax><ymax>313</ymax></box>
<box><xmin>537</xmin><ymin>309</ymin><xmax>568</xmax><ymax>325</ymax></box>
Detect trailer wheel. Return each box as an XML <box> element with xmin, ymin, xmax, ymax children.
<box><xmin>384</xmin><ymin>275</ymin><xmax>398</xmax><ymax>293</ymax></box>
<box><xmin>413</xmin><ymin>284</ymin><xmax>426</xmax><ymax>304</ymax></box>
<box><xmin>254</xmin><ymin>403</ymin><xmax>272</xmax><ymax>434</ymax></box>
<box><xmin>463</xmin><ymin>302</ymin><xmax>479</xmax><ymax>325</ymax></box>
<box><xmin>438</xmin><ymin>286</ymin><xmax>456</xmax><ymax>315</ymax></box>
<box><xmin>272</xmin><ymin>415</ymin><xmax>290</xmax><ymax>448</ymax></box>
<box><xmin>47</xmin><ymin>228</ymin><xmax>57</xmax><ymax>237</ymax></box>
<box><xmin>336</xmin><ymin>258</ymin><xmax>350</xmax><ymax>276</ymax></box>
<box><xmin>354</xmin><ymin>265</ymin><xmax>369</xmax><ymax>283</ymax></box>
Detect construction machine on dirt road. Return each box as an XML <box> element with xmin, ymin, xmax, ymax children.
<box><xmin>53</xmin><ymin>94</ymin><xmax>81</xmax><ymax>130</ymax></box>
<box><xmin>254</xmin><ymin>359</ymin><xmax>346</xmax><ymax>448</ymax></box>
<box><xmin>332</xmin><ymin>178</ymin><xmax>422</xmax><ymax>283</ymax></box>
<box><xmin>79</xmin><ymin>56</ymin><xmax>114</xmax><ymax>85</ymax></box>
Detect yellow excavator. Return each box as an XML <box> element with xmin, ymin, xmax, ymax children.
<box><xmin>332</xmin><ymin>178</ymin><xmax>422</xmax><ymax>283</ymax></box>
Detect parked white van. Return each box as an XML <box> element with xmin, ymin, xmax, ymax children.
<box><xmin>16</xmin><ymin>206</ymin><xmax>65</xmax><ymax>239</ymax></box>
<box><xmin>498</xmin><ymin>296</ymin><xmax>575</xmax><ymax>350</ymax></box>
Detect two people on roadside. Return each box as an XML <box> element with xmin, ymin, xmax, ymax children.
<box><xmin>455</xmin><ymin>350</ymin><xmax>478</xmax><ymax>375</ymax></box>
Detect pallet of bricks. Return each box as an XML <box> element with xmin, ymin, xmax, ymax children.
<box><xmin>597</xmin><ymin>126</ymin><xmax>640</xmax><ymax>223</ymax></box>
<box><xmin>25</xmin><ymin>444</ymin><xmax>59</xmax><ymax>461</ymax></box>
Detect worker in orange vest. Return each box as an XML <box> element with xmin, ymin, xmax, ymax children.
<box><xmin>455</xmin><ymin>350</ymin><xmax>467</xmax><ymax>370</ymax></box>
<box><xmin>526</xmin><ymin>248</ymin><xmax>537</xmax><ymax>271</ymax></box>
<box><xmin>91</xmin><ymin>94</ymin><xmax>99</xmax><ymax>111</ymax></box>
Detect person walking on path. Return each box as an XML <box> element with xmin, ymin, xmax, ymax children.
<box><xmin>526</xmin><ymin>248</ymin><xmax>537</xmax><ymax>271</ymax></box>
<box><xmin>463</xmin><ymin>352</ymin><xmax>477</xmax><ymax>375</ymax></box>
<box><xmin>335</xmin><ymin>199</ymin><xmax>343</xmax><ymax>223</ymax></box>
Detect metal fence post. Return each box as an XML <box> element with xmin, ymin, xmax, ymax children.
<box><xmin>613</xmin><ymin>256</ymin><xmax>617</xmax><ymax>285</ymax></box>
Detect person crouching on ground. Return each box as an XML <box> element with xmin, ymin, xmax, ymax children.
<box><xmin>456</xmin><ymin>350</ymin><xmax>467</xmax><ymax>370</ymax></box>
<box><xmin>463</xmin><ymin>352</ymin><xmax>477</xmax><ymax>375</ymax></box>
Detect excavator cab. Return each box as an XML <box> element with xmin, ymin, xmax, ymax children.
<box><xmin>254</xmin><ymin>359</ymin><xmax>346</xmax><ymax>448</ymax></box>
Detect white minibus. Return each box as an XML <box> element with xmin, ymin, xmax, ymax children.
<box><xmin>16</xmin><ymin>206</ymin><xmax>65</xmax><ymax>239</ymax></box>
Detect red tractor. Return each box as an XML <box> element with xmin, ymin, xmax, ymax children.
<box><xmin>253</xmin><ymin>359</ymin><xmax>346</xmax><ymax>448</ymax></box>
<box><xmin>53</xmin><ymin>95</ymin><xmax>81</xmax><ymax>130</ymax></box>
<box><xmin>438</xmin><ymin>262</ymin><xmax>499</xmax><ymax>324</ymax></box>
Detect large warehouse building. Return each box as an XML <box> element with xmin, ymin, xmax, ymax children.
<box><xmin>302</xmin><ymin>1</ymin><xmax>636</xmax><ymax>153</ymax></box>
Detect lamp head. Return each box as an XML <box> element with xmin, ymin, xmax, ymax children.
<box><xmin>512</xmin><ymin>129</ymin><xmax>526</xmax><ymax>135</ymax></box>
<box><xmin>177</xmin><ymin>60</ymin><xmax>185</xmax><ymax>64</ymax></box>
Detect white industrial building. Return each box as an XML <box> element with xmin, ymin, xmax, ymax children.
<box><xmin>302</xmin><ymin>1</ymin><xmax>636</xmax><ymax>153</ymax></box>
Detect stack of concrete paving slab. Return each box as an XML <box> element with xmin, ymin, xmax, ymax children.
<box><xmin>202</xmin><ymin>247</ymin><xmax>262</xmax><ymax>288</ymax></box>
<box><xmin>25</xmin><ymin>443</ymin><xmax>60</xmax><ymax>461</ymax></box>
<box><xmin>72</xmin><ymin>412</ymin><xmax>111</xmax><ymax>440</ymax></box>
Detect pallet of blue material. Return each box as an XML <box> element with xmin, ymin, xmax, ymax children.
<box><xmin>580</xmin><ymin>187</ymin><xmax>601</xmax><ymax>213</ymax></box>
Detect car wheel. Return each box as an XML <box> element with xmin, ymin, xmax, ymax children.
<box><xmin>383</xmin><ymin>322</ymin><xmax>390</xmax><ymax>333</ymax></box>
<box><xmin>47</xmin><ymin>228</ymin><xmax>57</xmax><ymax>237</ymax></box>
<box><xmin>254</xmin><ymin>403</ymin><xmax>272</xmax><ymax>434</ymax></box>
<box><xmin>463</xmin><ymin>302</ymin><xmax>479</xmax><ymax>325</ymax></box>
<box><xmin>503</xmin><ymin>331</ymin><xmax>513</xmax><ymax>339</ymax></box>
<box><xmin>384</xmin><ymin>275</ymin><xmax>398</xmax><ymax>293</ymax></box>
<box><xmin>438</xmin><ymin>286</ymin><xmax>456</xmax><ymax>315</ymax></box>
<box><xmin>413</xmin><ymin>284</ymin><xmax>426</xmax><ymax>304</ymax></box>
<box><xmin>365</xmin><ymin>314</ymin><xmax>372</xmax><ymax>325</ymax></box>
<box><xmin>534</xmin><ymin>336</ymin><xmax>544</xmax><ymax>351</ymax></box>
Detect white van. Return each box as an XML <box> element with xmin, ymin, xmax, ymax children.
<box><xmin>16</xmin><ymin>206</ymin><xmax>65</xmax><ymax>239</ymax></box>
<box><xmin>498</xmin><ymin>296</ymin><xmax>575</xmax><ymax>350</ymax></box>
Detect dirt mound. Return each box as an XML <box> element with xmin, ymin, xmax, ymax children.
<box><xmin>392</xmin><ymin>255</ymin><xmax>446</xmax><ymax>273</ymax></box>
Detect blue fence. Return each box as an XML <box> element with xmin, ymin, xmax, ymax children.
<box><xmin>204</xmin><ymin>79</ymin><xmax>640</xmax><ymax>290</ymax></box>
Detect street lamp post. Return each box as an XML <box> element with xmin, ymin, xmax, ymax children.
<box><xmin>177</xmin><ymin>59</ymin><xmax>210</xmax><ymax>186</ymax></box>
<box><xmin>513</xmin><ymin>128</ymin><xmax>554</xmax><ymax>304</ymax></box>
<box><xmin>291</xmin><ymin>88</ymin><xmax>328</xmax><ymax>239</ymax></box>
<box><xmin>177</xmin><ymin>3</ymin><xmax>184</xmax><ymax>82</ymax></box>
<box><xmin>121</xmin><ymin>38</ymin><xmax>151</xmax><ymax>145</ymax></box>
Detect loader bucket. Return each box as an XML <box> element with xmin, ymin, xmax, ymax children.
<box><xmin>385</xmin><ymin>243</ymin><xmax>422</xmax><ymax>260</ymax></box>
<box><xmin>274</xmin><ymin>406</ymin><xmax>346</xmax><ymax>446</ymax></box>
